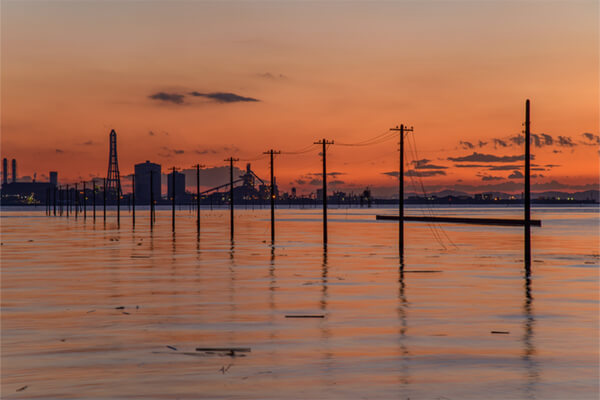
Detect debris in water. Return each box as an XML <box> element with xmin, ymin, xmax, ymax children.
<box><xmin>219</xmin><ymin>364</ymin><xmax>233</xmax><ymax>374</ymax></box>
<box><xmin>196</xmin><ymin>347</ymin><xmax>251</xmax><ymax>357</ymax></box>
<box><xmin>166</xmin><ymin>345</ymin><xmax>177</xmax><ymax>351</ymax></box>
<box><xmin>86</xmin><ymin>310</ymin><xmax>96</xmax><ymax>314</ymax></box>
<box><xmin>491</xmin><ymin>331</ymin><xmax>510</xmax><ymax>334</ymax></box>
<box><xmin>115</xmin><ymin>306</ymin><xmax>125</xmax><ymax>310</ymax></box>
<box><xmin>122</xmin><ymin>311</ymin><xmax>130</xmax><ymax>315</ymax></box>
<box><xmin>16</xmin><ymin>386</ymin><xmax>28</xmax><ymax>392</ymax></box>
<box><xmin>285</xmin><ymin>315</ymin><xmax>325</xmax><ymax>318</ymax></box>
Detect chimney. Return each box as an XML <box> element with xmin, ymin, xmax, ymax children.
<box><xmin>11</xmin><ymin>159</ymin><xmax>16</xmax><ymax>183</ymax></box>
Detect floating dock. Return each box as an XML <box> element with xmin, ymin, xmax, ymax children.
<box><xmin>375</xmin><ymin>215</ymin><xmax>541</xmax><ymax>227</ymax></box>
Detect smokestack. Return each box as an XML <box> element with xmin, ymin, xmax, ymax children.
<box><xmin>2</xmin><ymin>158</ymin><xmax>7</xmax><ymax>185</ymax></box>
<box><xmin>50</xmin><ymin>171</ymin><xmax>58</xmax><ymax>186</ymax></box>
<box><xmin>11</xmin><ymin>159</ymin><xmax>16</xmax><ymax>183</ymax></box>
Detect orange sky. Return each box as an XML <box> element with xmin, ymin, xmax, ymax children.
<box><xmin>1</xmin><ymin>1</ymin><xmax>598</xmax><ymax>195</ymax></box>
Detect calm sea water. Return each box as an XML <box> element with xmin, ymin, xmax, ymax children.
<box><xmin>1</xmin><ymin>205</ymin><xmax>598</xmax><ymax>399</ymax></box>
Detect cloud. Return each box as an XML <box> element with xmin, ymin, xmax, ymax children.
<box><xmin>330</xmin><ymin>180</ymin><xmax>345</xmax><ymax>185</ymax></box>
<box><xmin>81</xmin><ymin>140</ymin><xmax>94</xmax><ymax>146</ymax></box>
<box><xmin>481</xmin><ymin>175</ymin><xmax>503</xmax><ymax>181</ymax></box>
<box><xmin>56</xmin><ymin>149</ymin><xmax>64</xmax><ymax>153</ymax></box>
<box><xmin>448</xmin><ymin>152</ymin><xmax>526</xmax><ymax>163</ymax></box>
<box><xmin>258</xmin><ymin>72</ymin><xmax>287</xmax><ymax>80</ymax></box>
<box><xmin>412</xmin><ymin>159</ymin><xmax>447</xmax><ymax>169</ymax></box>
<box><xmin>189</xmin><ymin>91</ymin><xmax>259</xmax><ymax>103</ymax></box>
<box><xmin>159</xmin><ymin>146</ymin><xmax>185</xmax><ymax>158</ymax></box>
<box><xmin>557</xmin><ymin>136</ymin><xmax>575</xmax><ymax>147</ymax></box>
<box><xmin>148</xmin><ymin>131</ymin><xmax>155</xmax><ymax>136</ymax></box>
<box><xmin>493</xmin><ymin>139</ymin><xmax>508</xmax><ymax>148</ymax></box>
<box><xmin>460</xmin><ymin>141</ymin><xmax>474</xmax><ymax>149</ymax></box>
<box><xmin>195</xmin><ymin>149</ymin><xmax>218</xmax><ymax>155</ymax></box>
<box><xmin>581</xmin><ymin>132</ymin><xmax>599</xmax><ymax>145</ymax></box>
<box><xmin>295</xmin><ymin>179</ymin><xmax>307</xmax><ymax>185</ymax></box>
<box><xmin>173</xmin><ymin>149</ymin><xmax>184</xmax><ymax>154</ymax></box>
<box><xmin>478</xmin><ymin>140</ymin><xmax>487</xmax><ymax>147</ymax></box>
<box><xmin>508</xmin><ymin>170</ymin><xmax>524</xmax><ymax>179</ymax></box>
<box><xmin>309</xmin><ymin>179</ymin><xmax>322</xmax><ymax>186</ymax></box>
<box><xmin>384</xmin><ymin>170</ymin><xmax>445</xmax><ymax>177</ymax></box>
<box><xmin>149</xmin><ymin>92</ymin><xmax>185</xmax><ymax>104</ymax></box>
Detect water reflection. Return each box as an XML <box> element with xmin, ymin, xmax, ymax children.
<box><xmin>522</xmin><ymin>270</ymin><xmax>539</xmax><ymax>399</ymax></box>
<box><xmin>398</xmin><ymin>261</ymin><xmax>411</xmax><ymax>391</ymax></box>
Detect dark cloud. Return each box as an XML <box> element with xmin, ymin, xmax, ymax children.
<box><xmin>478</xmin><ymin>140</ymin><xmax>487</xmax><ymax>148</ymax></box>
<box><xmin>306</xmin><ymin>172</ymin><xmax>346</xmax><ymax>178</ymax></box>
<box><xmin>295</xmin><ymin>179</ymin><xmax>307</xmax><ymax>185</ymax></box>
<box><xmin>81</xmin><ymin>140</ymin><xmax>94</xmax><ymax>146</ymax></box>
<box><xmin>460</xmin><ymin>141</ymin><xmax>474</xmax><ymax>149</ymax></box>
<box><xmin>149</xmin><ymin>92</ymin><xmax>185</xmax><ymax>104</ymax></box>
<box><xmin>493</xmin><ymin>139</ymin><xmax>508</xmax><ymax>148</ymax></box>
<box><xmin>309</xmin><ymin>179</ymin><xmax>322</xmax><ymax>186</ymax></box>
<box><xmin>412</xmin><ymin>159</ymin><xmax>447</xmax><ymax>170</ymax></box>
<box><xmin>189</xmin><ymin>91</ymin><xmax>259</xmax><ymax>103</ymax></box>
<box><xmin>405</xmin><ymin>170</ymin><xmax>446</xmax><ymax>177</ymax></box>
<box><xmin>148</xmin><ymin>131</ymin><xmax>155</xmax><ymax>136</ymax></box>
<box><xmin>173</xmin><ymin>149</ymin><xmax>184</xmax><ymax>155</ymax></box>
<box><xmin>448</xmin><ymin>152</ymin><xmax>526</xmax><ymax>163</ymax></box>
<box><xmin>380</xmin><ymin>170</ymin><xmax>447</xmax><ymax>177</ymax></box>
<box><xmin>55</xmin><ymin>149</ymin><xmax>64</xmax><ymax>153</ymax></box>
<box><xmin>195</xmin><ymin>149</ymin><xmax>218</xmax><ymax>155</ymax></box>
<box><xmin>508</xmin><ymin>170</ymin><xmax>524</xmax><ymax>179</ymax></box>
<box><xmin>581</xmin><ymin>132</ymin><xmax>600</xmax><ymax>145</ymax></box>
<box><xmin>481</xmin><ymin>175</ymin><xmax>503</xmax><ymax>181</ymax></box>
<box><xmin>557</xmin><ymin>136</ymin><xmax>575</xmax><ymax>147</ymax></box>
<box><xmin>258</xmin><ymin>72</ymin><xmax>287</xmax><ymax>80</ymax></box>
<box><xmin>329</xmin><ymin>180</ymin><xmax>345</xmax><ymax>185</ymax></box>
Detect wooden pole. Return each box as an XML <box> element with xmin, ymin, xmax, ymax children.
<box><xmin>525</xmin><ymin>99</ymin><xmax>531</xmax><ymax>270</ymax></box>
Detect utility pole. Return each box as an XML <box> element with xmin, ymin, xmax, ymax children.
<box><xmin>263</xmin><ymin>149</ymin><xmax>281</xmax><ymax>243</ymax></box>
<box><xmin>313</xmin><ymin>139</ymin><xmax>334</xmax><ymax>246</ymax></box>
<box><xmin>83</xmin><ymin>181</ymin><xmax>87</xmax><ymax>220</ymax></box>
<box><xmin>92</xmin><ymin>179</ymin><xmax>96</xmax><ymax>222</ymax></box>
<box><xmin>150</xmin><ymin>170</ymin><xmax>154</xmax><ymax>230</ymax></box>
<box><xmin>171</xmin><ymin>167</ymin><xmax>177</xmax><ymax>233</ymax></box>
<box><xmin>195</xmin><ymin>164</ymin><xmax>205</xmax><ymax>237</ymax></box>
<box><xmin>390</xmin><ymin>124</ymin><xmax>414</xmax><ymax>260</ymax></box>
<box><xmin>117</xmin><ymin>181</ymin><xmax>121</xmax><ymax>227</ymax></box>
<box><xmin>75</xmin><ymin>183</ymin><xmax>79</xmax><ymax>219</ymax></box>
<box><xmin>225</xmin><ymin>157</ymin><xmax>239</xmax><ymax>240</ymax></box>
<box><xmin>524</xmin><ymin>99</ymin><xmax>531</xmax><ymax>270</ymax></box>
<box><xmin>103</xmin><ymin>178</ymin><xmax>106</xmax><ymax>223</ymax></box>
<box><xmin>66</xmin><ymin>184</ymin><xmax>70</xmax><ymax>218</ymax></box>
<box><xmin>132</xmin><ymin>174</ymin><xmax>135</xmax><ymax>228</ymax></box>
<box><xmin>53</xmin><ymin>186</ymin><xmax>57</xmax><ymax>216</ymax></box>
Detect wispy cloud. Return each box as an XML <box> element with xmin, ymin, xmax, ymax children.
<box><xmin>412</xmin><ymin>159</ymin><xmax>447</xmax><ymax>170</ymax></box>
<box><xmin>581</xmin><ymin>132</ymin><xmax>600</xmax><ymax>145</ymax></box>
<box><xmin>448</xmin><ymin>152</ymin><xmax>527</xmax><ymax>163</ymax></box>
<box><xmin>149</xmin><ymin>92</ymin><xmax>185</xmax><ymax>104</ymax></box>
<box><xmin>189</xmin><ymin>91</ymin><xmax>259</xmax><ymax>103</ymax></box>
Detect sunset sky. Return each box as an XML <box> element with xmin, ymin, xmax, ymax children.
<box><xmin>1</xmin><ymin>0</ymin><xmax>598</xmax><ymax>196</ymax></box>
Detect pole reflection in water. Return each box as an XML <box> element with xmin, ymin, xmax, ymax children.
<box><xmin>522</xmin><ymin>269</ymin><xmax>539</xmax><ymax>399</ymax></box>
<box><xmin>397</xmin><ymin>261</ymin><xmax>411</xmax><ymax>391</ymax></box>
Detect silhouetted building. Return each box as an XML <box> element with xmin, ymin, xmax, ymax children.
<box><xmin>2</xmin><ymin>158</ymin><xmax>7</xmax><ymax>185</ymax></box>
<box><xmin>134</xmin><ymin>161</ymin><xmax>161</xmax><ymax>204</ymax></box>
<box><xmin>1</xmin><ymin>182</ymin><xmax>54</xmax><ymax>204</ymax></box>
<box><xmin>11</xmin><ymin>159</ymin><xmax>16</xmax><ymax>183</ymax></box>
<box><xmin>167</xmin><ymin>170</ymin><xmax>186</xmax><ymax>200</ymax></box>
<box><xmin>49</xmin><ymin>171</ymin><xmax>58</xmax><ymax>186</ymax></box>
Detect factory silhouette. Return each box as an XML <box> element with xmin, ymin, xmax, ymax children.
<box><xmin>0</xmin><ymin>129</ymin><xmax>372</xmax><ymax>207</ymax></box>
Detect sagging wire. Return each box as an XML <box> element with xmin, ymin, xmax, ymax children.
<box><xmin>281</xmin><ymin>143</ymin><xmax>320</xmax><ymax>155</ymax></box>
<box><xmin>336</xmin><ymin>130</ymin><xmax>397</xmax><ymax>147</ymax></box>
<box><xmin>406</xmin><ymin>133</ymin><xmax>458</xmax><ymax>250</ymax></box>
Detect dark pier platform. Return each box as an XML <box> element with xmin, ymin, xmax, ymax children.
<box><xmin>375</xmin><ymin>215</ymin><xmax>542</xmax><ymax>227</ymax></box>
